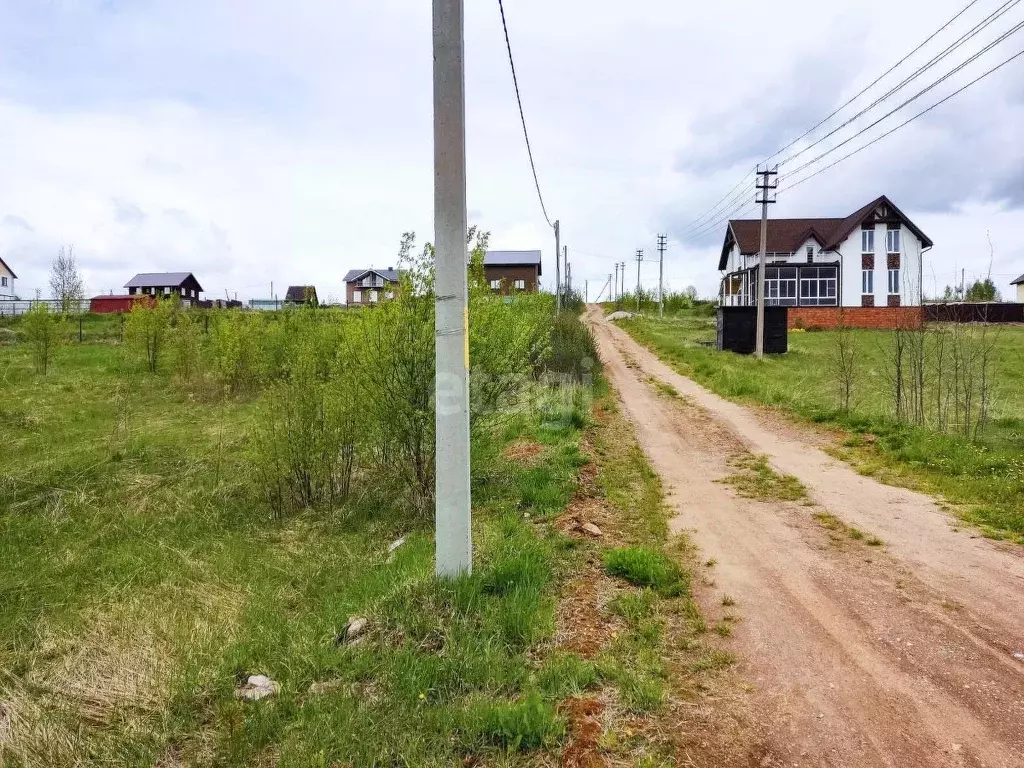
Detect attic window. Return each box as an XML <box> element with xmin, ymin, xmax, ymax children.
<box><xmin>806</xmin><ymin>246</ymin><xmax>814</xmax><ymax>263</ymax></box>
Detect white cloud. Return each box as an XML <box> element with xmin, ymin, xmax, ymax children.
<box><xmin>0</xmin><ymin>0</ymin><xmax>1022</xmax><ymax>302</ymax></box>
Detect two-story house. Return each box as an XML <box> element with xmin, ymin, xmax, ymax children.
<box><xmin>0</xmin><ymin>256</ymin><xmax>16</xmax><ymax>298</ymax></box>
<box><xmin>344</xmin><ymin>268</ymin><xmax>398</xmax><ymax>306</ymax></box>
<box><xmin>125</xmin><ymin>272</ymin><xmax>204</xmax><ymax>303</ymax></box>
<box><xmin>719</xmin><ymin>195</ymin><xmax>932</xmax><ymax>328</ymax></box>
<box><xmin>483</xmin><ymin>250</ymin><xmax>542</xmax><ymax>294</ymax></box>
<box><xmin>1012</xmin><ymin>273</ymin><xmax>1024</xmax><ymax>303</ymax></box>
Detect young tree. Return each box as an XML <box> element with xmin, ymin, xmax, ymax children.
<box><xmin>965</xmin><ymin>278</ymin><xmax>1000</xmax><ymax>302</ymax></box>
<box><xmin>49</xmin><ymin>245</ymin><xmax>86</xmax><ymax>314</ymax></box>
<box><xmin>125</xmin><ymin>296</ymin><xmax>177</xmax><ymax>373</ymax></box>
<box><xmin>21</xmin><ymin>302</ymin><xmax>62</xmax><ymax>374</ymax></box>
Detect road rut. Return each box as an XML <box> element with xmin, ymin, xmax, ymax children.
<box><xmin>587</xmin><ymin>306</ymin><xmax>1024</xmax><ymax>767</ymax></box>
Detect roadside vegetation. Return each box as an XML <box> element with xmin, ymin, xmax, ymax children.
<box><xmin>0</xmin><ymin>241</ymin><xmax>745</xmax><ymax>764</ymax></box>
<box><xmin>614</xmin><ymin>305</ymin><xmax>1024</xmax><ymax>542</ymax></box>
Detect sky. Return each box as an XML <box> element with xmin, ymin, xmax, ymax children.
<box><xmin>1</xmin><ymin>0</ymin><xmax>1023</xmax><ymax>303</ymax></box>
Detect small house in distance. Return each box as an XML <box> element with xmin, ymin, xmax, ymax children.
<box><xmin>1012</xmin><ymin>273</ymin><xmax>1024</xmax><ymax>303</ymax></box>
<box><xmin>125</xmin><ymin>272</ymin><xmax>204</xmax><ymax>304</ymax></box>
<box><xmin>0</xmin><ymin>256</ymin><xmax>16</xmax><ymax>299</ymax></box>
<box><xmin>285</xmin><ymin>285</ymin><xmax>318</xmax><ymax>307</ymax></box>
<box><xmin>344</xmin><ymin>268</ymin><xmax>398</xmax><ymax>306</ymax></box>
<box><xmin>483</xmin><ymin>250</ymin><xmax>542</xmax><ymax>294</ymax></box>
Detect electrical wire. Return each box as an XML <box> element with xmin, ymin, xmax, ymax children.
<box><xmin>679</xmin><ymin>0</ymin><xmax>991</xmax><ymax>232</ymax></box>
<box><xmin>497</xmin><ymin>0</ymin><xmax>553</xmax><ymax>229</ymax></box>
<box><xmin>765</xmin><ymin>0</ymin><xmax>986</xmax><ymax>166</ymax></box>
<box><xmin>777</xmin><ymin>0</ymin><xmax>1022</xmax><ymax>169</ymax></box>
<box><xmin>780</xmin><ymin>45</ymin><xmax>1024</xmax><ymax>193</ymax></box>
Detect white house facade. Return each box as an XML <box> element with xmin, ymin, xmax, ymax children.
<box><xmin>719</xmin><ymin>196</ymin><xmax>932</xmax><ymax>319</ymax></box>
<box><xmin>0</xmin><ymin>256</ymin><xmax>17</xmax><ymax>299</ymax></box>
<box><xmin>1012</xmin><ymin>273</ymin><xmax>1024</xmax><ymax>303</ymax></box>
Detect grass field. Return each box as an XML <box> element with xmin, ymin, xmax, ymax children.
<box><xmin>616</xmin><ymin>307</ymin><xmax>1024</xmax><ymax>541</ymax></box>
<box><xmin>0</xmin><ymin>310</ymin><xmax>739</xmax><ymax>765</ymax></box>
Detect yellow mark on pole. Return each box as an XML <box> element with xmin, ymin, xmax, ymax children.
<box><xmin>463</xmin><ymin>306</ymin><xmax>470</xmax><ymax>369</ymax></box>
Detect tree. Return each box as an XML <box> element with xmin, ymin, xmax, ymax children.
<box><xmin>49</xmin><ymin>245</ymin><xmax>85</xmax><ymax>314</ymax></box>
<box><xmin>964</xmin><ymin>278</ymin><xmax>1000</xmax><ymax>302</ymax></box>
<box><xmin>22</xmin><ymin>302</ymin><xmax>62</xmax><ymax>374</ymax></box>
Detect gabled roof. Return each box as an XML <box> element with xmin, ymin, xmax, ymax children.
<box><xmin>285</xmin><ymin>285</ymin><xmax>317</xmax><ymax>302</ymax></box>
<box><xmin>125</xmin><ymin>272</ymin><xmax>203</xmax><ymax>291</ymax></box>
<box><xmin>484</xmin><ymin>250</ymin><xmax>543</xmax><ymax>276</ymax></box>
<box><xmin>343</xmin><ymin>268</ymin><xmax>399</xmax><ymax>283</ymax></box>
<box><xmin>0</xmin><ymin>255</ymin><xmax>16</xmax><ymax>279</ymax></box>
<box><xmin>718</xmin><ymin>195</ymin><xmax>933</xmax><ymax>270</ymax></box>
<box><xmin>1011</xmin><ymin>274</ymin><xmax>1024</xmax><ymax>286</ymax></box>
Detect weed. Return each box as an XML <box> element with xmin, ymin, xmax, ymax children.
<box><xmin>604</xmin><ymin>547</ymin><xmax>688</xmax><ymax>597</ymax></box>
<box><xmin>721</xmin><ymin>595</ymin><xmax>736</xmax><ymax>607</ymax></box>
<box><xmin>609</xmin><ymin>589</ymin><xmax>659</xmax><ymax>624</ymax></box>
<box><xmin>720</xmin><ymin>453</ymin><xmax>808</xmax><ymax>502</ymax></box>
<box><xmin>460</xmin><ymin>692</ymin><xmax>565</xmax><ymax>751</ymax></box>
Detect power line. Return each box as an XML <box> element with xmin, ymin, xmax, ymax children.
<box><xmin>497</xmin><ymin>0</ymin><xmax>553</xmax><ymax>228</ymax></box>
<box><xmin>781</xmin><ymin>20</ymin><xmax>1024</xmax><ymax>181</ymax></box>
<box><xmin>765</xmin><ymin>0</ymin><xmax>986</xmax><ymax>166</ymax></box>
<box><xmin>780</xmin><ymin>45</ymin><xmax>1024</xmax><ymax>193</ymax></box>
<box><xmin>777</xmin><ymin>0</ymin><xmax>1023</xmax><ymax>169</ymax></box>
<box><xmin>679</xmin><ymin>0</ymin><xmax>992</xmax><ymax>232</ymax></box>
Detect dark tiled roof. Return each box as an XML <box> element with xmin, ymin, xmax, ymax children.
<box><xmin>719</xmin><ymin>195</ymin><xmax>933</xmax><ymax>270</ymax></box>
<box><xmin>0</xmin><ymin>255</ymin><xmax>16</xmax><ymax>279</ymax></box>
<box><xmin>484</xmin><ymin>249</ymin><xmax>542</xmax><ymax>276</ymax></box>
<box><xmin>125</xmin><ymin>272</ymin><xmax>202</xmax><ymax>290</ymax></box>
<box><xmin>1011</xmin><ymin>273</ymin><xmax>1024</xmax><ymax>285</ymax></box>
<box><xmin>343</xmin><ymin>268</ymin><xmax>399</xmax><ymax>283</ymax></box>
<box><xmin>285</xmin><ymin>285</ymin><xmax>316</xmax><ymax>302</ymax></box>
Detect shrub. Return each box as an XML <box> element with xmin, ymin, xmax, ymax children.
<box><xmin>125</xmin><ymin>297</ymin><xmax>177</xmax><ymax>373</ymax></box>
<box><xmin>21</xmin><ymin>303</ymin><xmax>62</xmax><ymax>374</ymax></box>
<box><xmin>604</xmin><ymin>546</ymin><xmax>688</xmax><ymax>597</ymax></box>
<box><xmin>171</xmin><ymin>311</ymin><xmax>204</xmax><ymax>383</ymax></box>
<box><xmin>546</xmin><ymin>311</ymin><xmax>599</xmax><ymax>382</ymax></box>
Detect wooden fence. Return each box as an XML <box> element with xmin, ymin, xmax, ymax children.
<box><xmin>923</xmin><ymin>302</ymin><xmax>1024</xmax><ymax>324</ymax></box>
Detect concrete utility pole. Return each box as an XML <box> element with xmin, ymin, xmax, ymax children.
<box><xmin>554</xmin><ymin>220</ymin><xmax>561</xmax><ymax>313</ymax></box>
<box><xmin>754</xmin><ymin>165</ymin><xmax>778</xmax><ymax>359</ymax></box>
<box><xmin>564</xmin><ymin>246</ymin><xmax>570</xmax><ymax>295</ymax></box>
<box><xmin>657</xmin><ymin>234</ymin><xmax>667</xmax><ymax>318</ymax></box>
<box><xmin>433</xmin><ymin>0</ymin><xmax>472</xmax><ymax>576</ymax></box>
<box><xmin>584</xmin><ymin>279</ymin><xmax>588</xmax><ymax>303</ymax></box>
<box><xmin>613</xmin><ymin>263</ymin><xmax>619</xmax><ymax>302</ymax></box>
<box><xmin>619</xmin><ymin>262</ymin><xmax>626</xmax><ymax>307</ymax></box>
<box><xmin>635</xmin><ymin>249</ymin><xmax>643</xmax><ymax>313</ymax></box>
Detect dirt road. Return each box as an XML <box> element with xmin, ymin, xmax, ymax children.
<box><xmin>586</xmin><ymin>306</ymin><xmax>1024</xmax><ymax>768</ymax></box>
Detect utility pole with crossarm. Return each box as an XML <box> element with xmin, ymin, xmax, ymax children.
<box><xmin>755</xmin><ymin>165</ymin><xmax>778</xmax><ymax>360</ymax></box>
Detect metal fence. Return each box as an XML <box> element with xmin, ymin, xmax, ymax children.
<box><xmin>0</xmin><ymin>299</ymin><xmax>92</xmax><ymax>316</ymax></box>
<box><xmin>923</xmin><ymin>302</ymin><xmax>1024</xmax><ymax>324</ymax></box>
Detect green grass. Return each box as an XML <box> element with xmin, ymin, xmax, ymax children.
<box><xmin>620</xmin><ymin>309</ymin><xmax>1024</xmax><ymax>541</ymax></box>
<box><xmin>719</xmin><ymin>453</ymin><xmax>809</xmax><ymax>502</ymax></box>
<box><xmin>604</xmin><ymin>546</ymin><xmax>688</xmax><ymax>597</ymax></box>
<box><xmin>0</xmin><ymin>339</ymin><xmax>598</xmax><ymax>766</ymax></box>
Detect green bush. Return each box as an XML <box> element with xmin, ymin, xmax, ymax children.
<box><xmin>21</xmin><ymin>302</ymin><xmax>62</xmax><ymax>374</ymax></box>
<box><xmin>546</xmin><ymin>311</ymin><xmax>599</xmax><ymax>382</ymax></box>
<box><xmin>604</xmin><ymin>546</ymin><xmax>688</xmax><ymax>597</ymax></box>
<box><xmin>124</xmin><ymin>297</ymin><xmax>177</xmax><ymax>373</ymax></box>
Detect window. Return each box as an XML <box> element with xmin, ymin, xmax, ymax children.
<box><xmin>886</xmin><ymin>228</ymin><xmax>901</xmax><ymax>254</ymax></box>
<box><xmin>386</xmin><ymin>291</ymin><xmax>395</xmax><ymax>299</ymax></box>
<box><xmin>370</xmin><ymin>290</ymin><xmax>379</xmax><ymax>303</ymax></box>
<box><xmin>861</xmin><ymin>228</ymin><xmax>875</xmax><ymax>253</ymax></box>
<box><xmin>489</xmin><ymin>279</ymin><xmax>501</xmax><ymax>290</ymax></box>
<box><xmin>1</xmin><ymin>276</ymin><xmax>7</xmax><ymax>287</ymax></box>
<box><xmin>862</xmin><ymin>269</ymin><xmax>874</xmax><ymax>295</ymax></box>
<box><xmin>353</xmin><ymin>290</ymin><xmax>361</xmax><ymax>303</ymax></box>
<box><xmin>764</xmin><ymin>267</ymin><xmax>798</xmax><ymax>306</ymax></box>
<box><xmin>888</xmin><ymin>268</ymin><xmax>900</xmax><ymax>295</ymax></box>
<box><xmin>799</xmin><ymin>266</ymin><xmax>838</xmax><ymax>306</ymax></box>
<box><xmin>806</xmin><ymin>246</ymin><xmax>815</xmax><ymax>264</ymax></box>
<box><xmin>514</xmin><ymin>279</ymin><xmax>526</xmax><ymax>290</ymax></box>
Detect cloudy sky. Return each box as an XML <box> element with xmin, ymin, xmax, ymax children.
<box><xmin>1</xmin><ymin>0</ymin><xmax>1023</xmax><ymax>303</ymax></box>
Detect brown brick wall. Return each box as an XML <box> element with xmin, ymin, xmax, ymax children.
<box><xmin>787</xmin><ymin>306</ymin><xmax>923</xmax><ymax>330</ymax></box>
<box><xmin>483</xmin><ymin>265</ymin><xmax>540</xmax><ymax>294</ymax></box>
